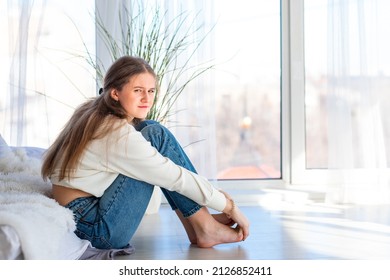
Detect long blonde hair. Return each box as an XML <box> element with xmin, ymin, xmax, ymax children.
<box><xmin>41</xmin><ymin>56</ymin><xmax>156</xmax><ymax>181</ymax></box>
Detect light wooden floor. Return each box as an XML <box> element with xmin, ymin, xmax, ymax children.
<box><xmin>117</xmin><ymin>199</ymin><xmax>390</xmax><ymax>260</ymax></box>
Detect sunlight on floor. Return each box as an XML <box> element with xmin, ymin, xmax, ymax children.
<box><xmin>258</xmin><ymin>196</ymin><xmax>390</xmax><ymax>260</ymax></box>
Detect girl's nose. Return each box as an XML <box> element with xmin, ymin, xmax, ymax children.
<box><xmin>141</xmin><ymin>92</ymin><xmax>149</xmax><ymax>102</ymax></box>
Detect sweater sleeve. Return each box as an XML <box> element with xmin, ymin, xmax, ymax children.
<box><xmin>91</xmin><ymin>124</ymin><xmax>227</xmax><ymax>212</ymax></box>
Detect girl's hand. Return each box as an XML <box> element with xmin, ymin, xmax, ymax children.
<box><xmin>220</xmin><ymin>190</ymin><xmax>250</xmax><ymax>241</ymax></box>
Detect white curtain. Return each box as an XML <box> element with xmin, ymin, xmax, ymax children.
<box><xmin>325</xmin><ymin>0</ymin><xmax>390</xmax><ymax>204</ymax></box>
<box><xmin>165</xmin><ymin>0</ymin><xmax>218</xmax><ymax>179</ymax></box>
<box><xmin>1</xmin><ymin>0</ymin><xmax>42</xmax><ymax>146</ymax></box>
<box><xmin>95</xmin><ymin>0</ymin><xmax>131</xmax><ymax>76</ymax></box>
<box><xmin>0</xmin><ymin>1</ymin><xmax>95</xmax><ymax>148</ymax></box>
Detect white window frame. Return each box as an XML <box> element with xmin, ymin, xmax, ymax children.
<box><xmin>289</xmin><ymin>0</ymin><xmax>349</xmax><ymax>188</ymax></box>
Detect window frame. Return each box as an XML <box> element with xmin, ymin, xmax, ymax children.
<box><xmin>289</xmin><ymin>0</ymin><xmax>346</xmax><ymax>187</ymax></box>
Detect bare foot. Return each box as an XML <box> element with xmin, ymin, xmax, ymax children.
<box><xmin>189</xmin><ymin>208</ymin><xmax>244</xmax><ymax>248</ymax></box>
<box><xmin>187</xmin><ymin>214</ymin><xmax>235</xmax><ymax>244</ymax></box>
<box><xmin>212</xmin><ymin>213</ymin><xmax>235</xmax><ymax>226</ymax></box>
<box><xmin>195</xmin><ymin>220</ymin><xmax>243</xmax><ymax>248</ymax></box>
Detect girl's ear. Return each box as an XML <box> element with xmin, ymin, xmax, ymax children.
<box><xmin>110</xmin><ymin>89</ymin><xmax>119</xmax><ymax>101</ymax></box>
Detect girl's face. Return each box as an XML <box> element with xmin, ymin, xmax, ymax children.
<box><xmin>111</xmin><ymin>73</ymin><xmax>156</xmax><ymax>122</ymax></box>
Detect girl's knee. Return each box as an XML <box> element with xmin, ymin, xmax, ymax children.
<box><xmin>140</xmin><ymin>121</ymin><xmax>169</xmax><ymax>137</ymax></box>
<box><xmin>134</xmin><ymin>119</ymin><xmax>160</xmax><ymax>131</ymax></box>
<box><xmin>138</xmin><ymin>121</ymin><xmax>178</xmax><ymax>152</ymax></box>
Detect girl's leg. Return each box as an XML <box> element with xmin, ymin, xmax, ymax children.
<box><xmin>135</xmin><ymin>120</ymin><xmax>201</xmax><ymax>242</ymax></box>
<box><xmin>135</xmin><ymin>120</ymin><xmax>204</xmax><ymax>217</ymax></box>
<box><xmin>66</xmin><ymin>174</ymin><xmax>154</xmax><ymax>249</ymax></box>
<box><xmin>136</xmin><ymin>121</ymin><xmax>243</xmax><ymax>247</ymax></box>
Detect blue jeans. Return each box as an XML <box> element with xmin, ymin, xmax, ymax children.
<box><xmin>65</xmin><ymin>120</ymin><xmax>202</xmax><ymax>249</ymax></box>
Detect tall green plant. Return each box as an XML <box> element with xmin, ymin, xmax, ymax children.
<box><xmin>84</xmin><ymin>3</ymin><xmax>214</xmax><ymax>123</ymax></box>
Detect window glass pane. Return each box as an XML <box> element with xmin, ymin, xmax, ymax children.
<box><xmin>215</xmin><ymin>0</ymin><xmax>281</xmax><ymax>179</ymax></box>
<box><xmin>199</xmin><ymin>0</ymin><xmax>281</xmax><ymax>180</ymax></box>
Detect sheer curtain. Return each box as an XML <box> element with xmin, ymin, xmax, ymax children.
<box><xmin>1</xmin><ymin>0</ymin><xmax>42</xmax><ymax>146</ymax></box>
<box><xmin>1</xmin><ymin>1</ymin><xmax>95</xmax><ymax>148</ymax></box>
<box><xmin>95</xmin><ymin>0</ymin><xmax>131</xmax><ymax>75</ymax></box>
<box><xmin>325</xmin><ymin>0</ymin><xmax>390</xmax><ymax>204</ymax></box>
<box><xmin>164</xmin><ymin>0</ymin><xmax>218</xmax><ymax>179</ymax></box>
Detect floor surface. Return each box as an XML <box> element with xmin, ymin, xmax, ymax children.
<box><xmin>116</xmin><ymin>200</ymin><xmax>390</xmax><ymax>260</ymax></box>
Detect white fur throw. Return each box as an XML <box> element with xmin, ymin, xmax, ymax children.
<box><xmin>0</xmin><ymin>147</ymin><xmax>89</xmax><ymax>259</ymax></box>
